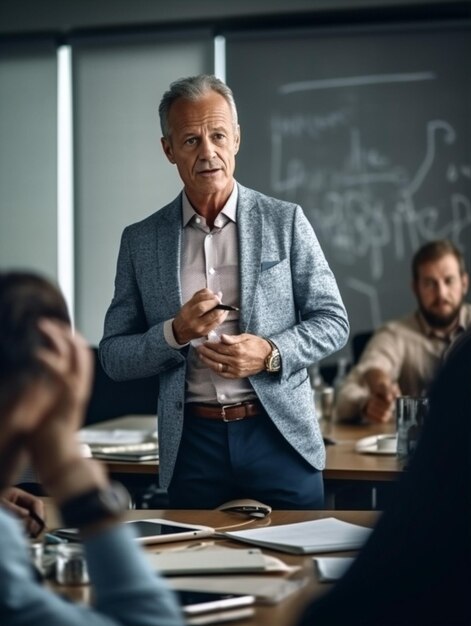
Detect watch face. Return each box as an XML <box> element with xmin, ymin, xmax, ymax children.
<box><xmin>265</xmin><ymin>341</ymin><xmax>281</xmax><ymax>372</ymax></box>
<box><xmin>267</xmin><ymin>348</ymin><xmax>280</xmax><ymax>371</ymax></box>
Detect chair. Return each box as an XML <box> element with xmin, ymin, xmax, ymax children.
<box><xmin>85</xmin><ymin>347</ymin><xmax>159</xmax><ymax>425</ymax></box>
<box><xmin>351</xmin><ymin>330</ymin><xmax>373</xmax><ymax>364</ymax></box>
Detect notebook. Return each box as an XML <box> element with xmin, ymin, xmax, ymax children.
<box><xmin>90</xmin><ymin>442</ymin><xmax>158</xmax><ymax>462</ymax></box>
<box><xmin>224</xmin><ymin>517</ymin><xmax>373</xmax><ymax>554</ymax></box>
<box><xmin>147</xmin><ymin>546</ymin><xmax>297</xmax><ymax>575</ymax></box>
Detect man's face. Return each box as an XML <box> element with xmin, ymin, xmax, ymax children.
<box><xmin>161</xmin><ymin>91</ymin><xmax>240</xmax><ymax>207</ymax></box>
<box><xmin>413</xmin><ymin>254</ymin><xmax>469</xmax><ymax>329</ymax></box>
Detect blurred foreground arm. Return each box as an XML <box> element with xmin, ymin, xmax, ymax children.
<box><xmin>1</xmin><ymin>321</ymin><xmax>183</xmax><ymax>626</ymax></box>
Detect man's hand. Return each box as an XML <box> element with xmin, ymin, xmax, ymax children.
<box><xmin>1</xmin><ymin>486</ymin><xmax>45</xmax><ymax>537</ymax></box>
<box><xmin>196</xmin><ymin>333</ymin><xmax>272</xmax><ymax>378</ymax></box>
<box><xmin>363</xmin><ymin>369</ymin><xmax>401</xmax><ymax>423</ymax></box>
<box><xmin>172</xmin><ymin>289</ymin><xmax>228</xmax><ymax>345</ymax></box>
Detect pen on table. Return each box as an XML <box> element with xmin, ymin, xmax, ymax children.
<box><xmin>323</xmin><ymin>436</ymin><xmax>337</xmax><ymax>446</ymax></box>
<box><xmin>44</xmin><ymin>532</ymin><xmax>68</xmax><ymax>544</ymax></box>
<box><xmin>214</xmin><ymin>304</ymin><xmax>240</xmax><ymax>311</ymax></box>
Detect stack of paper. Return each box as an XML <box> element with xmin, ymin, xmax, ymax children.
<box><xmin>79</xmin><ymin>428</ymin><xmax>151</xmax><ymax>445</ymax></box>
<box><xmin>169</xmin><ymin>576</ymin><xmax>307</xmax><ymax>605</ymax></box>
<box><xmin>79</xmin><ymin>426</ymin><xmax>158</xmax><ymax>461</ymax></box>
<box><xmin>224</xmin><ymin>517</ymin><xmax>373</xmax><ymax>554</ymax></box>
<box><xmin>147</xmin><ymin>546</ymin><xmax>297</xmax><ymax>576</ymax></box>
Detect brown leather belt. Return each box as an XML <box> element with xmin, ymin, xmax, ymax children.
<box><xmin>186</xmin><ymin>400</ymin><xmax>264</xmax><ymax>422</ymax></box>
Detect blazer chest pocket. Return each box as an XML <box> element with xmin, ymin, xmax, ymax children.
<box><xmin>259</xmin><ymin>258</ymin><xmax>292</xmax><ymax>299</ymax></box>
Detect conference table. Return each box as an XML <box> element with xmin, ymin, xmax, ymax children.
<box><xmin>86</xmin><ymin>416</ymin><xmax>403</xmax><ymax>509</ymax></box>
<box><xmin>45</xmin><ymin>507</ymin><xmax>378</xmax><ymax>626</ymax></box>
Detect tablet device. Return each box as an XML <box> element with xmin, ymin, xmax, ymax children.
<box><xmin>177</xmin><ymin>590</ymin><xmax>255</xmax><ymax>616</ymax></box>
<box><xmin>185</xmin><ymin>608</ymin><xmax>255</xmax><ymax>626</ymax></box>
<box><xmin>125</xmin><ymin>519</ymin><xmax>215</xmax><ymax>544</ymax></box>
<box><xmin>51</xmin><ymin>519</ymin><xmax>215</xmax><ymax>545</ymax></box>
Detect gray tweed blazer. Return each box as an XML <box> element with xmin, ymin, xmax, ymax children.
<box><xmin>99</xmin><ymin>183</ymin><xmax>349</xmax><ymax>489</ymax></box>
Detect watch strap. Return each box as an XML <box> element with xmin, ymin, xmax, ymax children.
<box><xmin>60</xmin><ymin>482</ymin><xmax>130</xmax><ymax>528</ymax></box>
<box><xmin>265</xmin><ymin>339</ymin><xmax>281</xmax><ymax>372</ymax></box>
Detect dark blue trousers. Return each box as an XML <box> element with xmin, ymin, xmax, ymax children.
<box><xmin>167</xmin><ymin>412</ymin><xmax>324</xmax><ymax>509</ymax></box>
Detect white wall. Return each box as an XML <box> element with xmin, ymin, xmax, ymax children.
<box><xmin>73</xmin><ymin>34</ymin><xmax>213</xmax><ymax>343</ymax></box>
<box><xmin>0</xmin><ymin>46</ymin><xmax>58</xmax><ymax>281</ymax></box>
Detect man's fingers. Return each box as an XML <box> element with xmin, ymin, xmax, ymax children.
<box><xmin>36</xmin><ymin>319</ymin><xmax>73</xmax><ymax>376</ymax></box>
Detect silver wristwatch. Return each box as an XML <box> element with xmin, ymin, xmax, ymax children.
<box><xmin>265</xmin><ymin>339</ymin><xmax>281</xmax><ymax>373</ymax></box>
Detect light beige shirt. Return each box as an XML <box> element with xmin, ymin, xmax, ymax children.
<box><xmin>163</xmin><ymin>185</ymin><xmax>257</xmax><ymax>405</ymax></box>
<box><xmin>336</xmin><ymin>304</ymin><xmax>471</xmax><ymax>422</ymax></box>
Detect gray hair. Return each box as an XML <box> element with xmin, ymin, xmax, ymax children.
<box><xmin>158</xmin><ymin>74</ymin><xmax>238</xmax><ymax>139</ymax></box>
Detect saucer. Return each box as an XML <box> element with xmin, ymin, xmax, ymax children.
<box><xmin>355</xmin><ymin>435</ymin><xmax>397</xmax><ymax>456</ymax></box>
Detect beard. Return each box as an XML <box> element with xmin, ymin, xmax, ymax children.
<box><xmin>419</xmin><ymin>299</ymin><xmax>463</xmax><ymax>329</ymax></box>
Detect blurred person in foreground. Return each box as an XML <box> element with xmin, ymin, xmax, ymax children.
<box><xmin>297</xmin><ymin>327</ymin><xmax>471</xmax><ymax>626</ymax></box>
<box><xmin>0</xmin><ymin>271</ymin><xmax>183</xmax><ymax>626</ymax></box>
<box><xmin>336</xmin><ymin>239</ymin><xmax>470</xmax><ymax>423</ymax></box>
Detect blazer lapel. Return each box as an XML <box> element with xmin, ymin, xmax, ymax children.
<box><xmin>237</xmin><ymin>185</ymin><xmax>262</xmax><ymax>331</ymax></box>
<box><xmin>157</xmin><ymin>196</ymin><xmax>183</xmax><ymax>314</ymax></box>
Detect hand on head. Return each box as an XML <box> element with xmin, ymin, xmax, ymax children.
<box><xmin>26</xmin><ymin>320</ymin><xmax>94</xmax><ymax>485</ymax></box>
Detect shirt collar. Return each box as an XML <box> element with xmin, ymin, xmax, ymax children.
<box><xmin>181</xmin><ymin>184</ymin><xmax>238</xmax><ymax>227</ymax></box>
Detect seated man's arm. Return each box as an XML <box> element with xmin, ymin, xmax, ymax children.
<box><xmin>336</xmin><ymin>325</ymin><xmax>404</xmax><ymax>423</ymax></box>
<box><xmin>362</xmin><ymin>368</ymin><xmax>401</xmax><ymax>423</ymax></box>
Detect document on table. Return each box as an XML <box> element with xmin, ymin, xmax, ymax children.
<box><xmin>79</xmin><ymin>429</ymin><xmax>153</xmax><ymax>445</ymax></box>
<box><xmin>224</xmin><ymin>517</ymin><xmax>373</xmax><ymax>554</ymax></box>
<box><xmin>314</xmin><ymin>556</ymin><xmax>356</xmax><ymax>582</ymax></box>
<box><xmin>89</xmin><ymin>441</ymin><xmax>159</xmax><ymax>462</ymax></box>
<box><xmin>169</xmin><ymin>575</ymin><xmax>307</xmax><ymax>605</ymax></box>
<box><xmin>147</xmin><ymin>546</ymin><xmax>297</xmax><ymax>575</ymax></box>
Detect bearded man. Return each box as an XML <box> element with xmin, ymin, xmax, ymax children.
<box><xmin>336</xmin><ymin>239</ymin><xmax>471</xmax><ymax>423</ymax></box>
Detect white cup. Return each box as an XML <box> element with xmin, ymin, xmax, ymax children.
<box><xmin>376</xmin><ymin>434</ymin><xmax>397</xmax><ymax>452</ymax></box>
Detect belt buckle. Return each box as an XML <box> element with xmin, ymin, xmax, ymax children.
<box><xmin>221</xmin><ymin>402</ymin><xmax>244</xmax><ymax>422</ymax></box>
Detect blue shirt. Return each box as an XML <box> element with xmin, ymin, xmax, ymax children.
<box><xmin>0</xmin><ymin>506</ymin><xmax>184</xmax><ymax>626</ymax></box>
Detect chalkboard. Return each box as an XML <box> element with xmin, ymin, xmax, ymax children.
<box><xmin>226</xmin><ymin>22</ymin><xmax>471</xmax><ymax>360</ymax></box>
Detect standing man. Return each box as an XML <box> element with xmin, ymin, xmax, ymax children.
<box><xmin>100</xmin><ymin>75</ymin><xmax>349</xmax><ymax>509</ymax></box>
<box><xmin>336</xmin><ymin>239</ymin><xmax>471</xmax><ymax>423</ymax></box>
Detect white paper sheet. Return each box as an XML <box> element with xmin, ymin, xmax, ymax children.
<box><xmin>225</xmin><ymin>517</ymin><xmax>373</xmax><ymax>554</ymax></box>
<box><xmin>314</xmin><ymin>556</ymin><xmax>355</xmax><ymax>581</ymax></box>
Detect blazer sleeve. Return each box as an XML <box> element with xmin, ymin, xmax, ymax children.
<box><xmin>99</xmin><ymin>227</ymin><xmax>185</xmax><ymax>381</ymax></box>
<box><xmin>270</xmin><ymin>205</ymin><xmax>349</xmax><ymax>380</ymax></box>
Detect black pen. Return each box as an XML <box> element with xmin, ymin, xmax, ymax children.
<box><xmin>28</xmin><ymin>509</ymin><xmax>46</xmax><ymax>538</ymax></box>
<box><xmin>214</xmin><ymin>304</ymin><xmax>240</xmax><ymax>311</ymax></box>
<box><xmin>323</xmin><ymin>436</ymin><xmax>337</xmax><ymax>446</ymax></box>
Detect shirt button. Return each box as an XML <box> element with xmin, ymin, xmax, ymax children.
<box><xmin>195</xmin><ymin>217</ymin><xmax>201</xmax><ymax>224</ymax></box>
<box><xmin>209</xmin><ymin>267</ymin><xmax>216</xmax><ymax>275</ymax></box>
<box><xmin>219</xmin><ymin>394</ymin><xmax>226</xmax><ymax>401</ymax></box>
